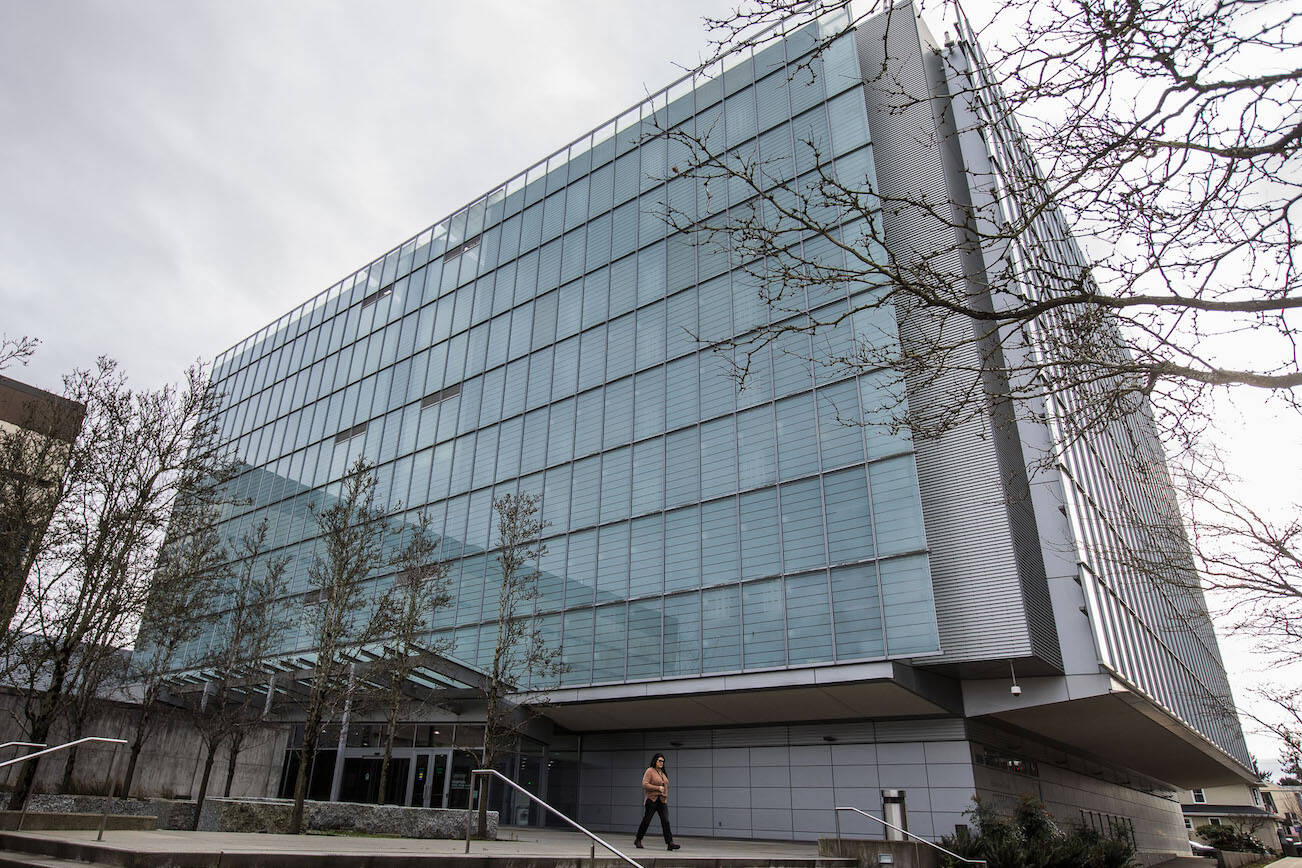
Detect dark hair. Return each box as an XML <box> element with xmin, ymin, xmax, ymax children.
<box><xmin>648</xmin><ymin>752</ymin><xmax>667</xmax><ymax>773</ymax></box>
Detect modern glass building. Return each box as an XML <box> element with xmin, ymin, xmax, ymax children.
<box><xmin>189</xmin><ymin>3</ymin><xmax>1253</xmax><ymax>857</ymax></box>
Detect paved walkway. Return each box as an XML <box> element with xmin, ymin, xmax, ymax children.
<box><xmin>3</xmin><ymin>825</ymin><xmax>823</xmax><ymax>860</ymax></box>
<box><xmin>1267</xmin><ymin>859</ymin><xmax>1302</xmax><ymax>867</ymax></box>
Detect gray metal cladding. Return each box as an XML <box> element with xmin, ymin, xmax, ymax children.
<box><xmin>853</xmin><ymin>6</ymin><xmax>1054</xmax><ymax>666</ymax></box>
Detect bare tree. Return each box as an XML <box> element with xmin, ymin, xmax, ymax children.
<box><xmin>371</xmin><ymin>513</ymin><xmax>452</xmax><ymax>806</ymax></box>
<box><xmin>54</xmin><ymin>636</ymin><xmax>126</xmax><ymax>793</ymax></box>
<box><xmin>287</xmin><ymin>457</ymin><xmax>395</xmax><ymax>834</ymax></box>
<box><xmin>661</xmin><ymin>0</ymin><xmax>1300</xmax><ymax>773</ymax></box>
<box><xmin>0</xmin><ymin>377</ymin><xmax>84</xmax><ymax>642</ymax></box>
<box><xmin>0</xmin><ymin>335</ymin><xmax>38</xmax><ymax>372</ymax></box>
<box><xmin>474</xmin><ymin>491</ymin><xmax>563</xmax><ymax>838</ymax></box>
<box><xmin>680</xmin><ymin>0</ymin><xmax>1301</xmax><ymax>442</ymax></box>
<box><xmin>3</xmin><ymin>359</ymin><xmax>229</xmax><ymax>808</ymax></box>
<box><xmin>186</xmin><ymin>518</ymin><xmax>290</xmax><ymax>826</ymax></box>
<box><xmin>117</xmin><ymin>496</ymin><xmax>232</xmax><ymax>797</ymax></box>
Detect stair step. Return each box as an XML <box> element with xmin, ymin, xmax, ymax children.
<box><xmin>0</xmin><ymin>854</ymin><xmax>117</xmax><ymax>868</ymax></box>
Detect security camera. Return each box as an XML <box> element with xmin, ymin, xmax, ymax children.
<box><xmin>1010</xmin><ymin>684</ymin><xmax>1022</xmax><ymax>696</ymax></box>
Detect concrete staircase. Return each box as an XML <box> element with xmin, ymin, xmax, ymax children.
<box><xmin>0</xmin><ymin>815</ymin><xmax>155</xmax><ymax>833</ymax></box>
<box><xmin>0</xmin><ymin>830</ymin><xmax>859</xmax><ymax>868</ymax></box>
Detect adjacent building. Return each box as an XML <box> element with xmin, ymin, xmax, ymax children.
<box><xmin>1181</xmin><ymin>784</ymin><xmax>1281</xmax><ymax>850</ymax></box>
<box><xmin>0</xmin><ymin>374</ymin><xmax>84</xmax><ymax>628</ymax></box>
<box><xmin>185</xmin><ymin>3</ymin><xmax>1254</xmax><ymax>857</ymax></box>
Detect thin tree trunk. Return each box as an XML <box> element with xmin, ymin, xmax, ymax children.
<box><xmin>58</xmin><ymin>744</ymin><xmax>79</xmax><ymax>794</ymax></box>
<box><xmin>222</xmin><ymin>729</ymin><xmax>246</xmax><ymax>798</ymax></box>
<box><xmin>376</xmin><ymin>691</ymin><xmax>400</xmax><ymax>806</ymax></box>
<box><xmin>9</xmin><ymin>659</ymin><xmax>68</xmax><ymax>808</ymax></box>
<box><xmin>119</xmin><ymin>702</ymin><xmax>154</xmax><ymax>797</ymax></box>
<box><xmin>476</xmin><ymin>743</ymin><xmax>491</xmax><ymax>838</ymax></box>
<box><xmin>189</xmin><ymin>742</ymin><xmax>219</xmax><ymax>831</ymax></box>
<box><xmin>8</xmin><ymin>700</ymin><xmax>57</xmax><ymax>809</ymax></box>
<box><xmin>289</xmin><ymin>712</ymin><xmax>322</xmax><ymax>835</ymax></box>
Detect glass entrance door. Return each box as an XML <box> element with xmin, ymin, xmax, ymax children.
<box><xmin>409</xmin><ymin>750</ymin><xmax>452</xmax><ymax>807</ymax></box>
<box><xmin>448</xmin><ymin>751</ymin><xmax>476</xmax><ymax>808</ymax></box>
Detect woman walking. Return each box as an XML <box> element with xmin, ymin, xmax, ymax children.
<box><xmin>634</xmin><ymin>753</ymin><xmax>680</xmax><ymax>850</ymax></box>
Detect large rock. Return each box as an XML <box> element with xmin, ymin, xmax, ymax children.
<box><xmin>197</xmin><ymin>798</ymin><xmax>497</xmax><ymax>839</ymax></box>
<box><xmin>26</xmin><ymin>795</ymin><xmax>195</xmax><ymax>829</ymax></box>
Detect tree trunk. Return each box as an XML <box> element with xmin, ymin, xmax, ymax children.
<box><xmin>376</xmin><ymin>736</ymin><xmax>393</xmax><ymax>807</ymax></box>
<box><xmin>119</xmin><ymin>701</ymin><xmax>154</xmax><ymax>797</ymax></box>
<box><xmin>57</xmin><ymin>744</ymin><xmax>78</xmax><ymax>794</ymax></box>
<box><xmin>189</xmin><ymin>742</ymin><xmax>219</xmax><ymax>831</ymax></box>
<box><xmin>476</xmin><ymin>746</ymin><xmax>490</xmax><ymax>838</ymax></box>
<box><xmin>58</xmin><ymin>713</ymin><xmax>90</xmax><ymax>794</ymax></box>
<box><xmin>9</xmin><ymin>659</ymin><xmax>68</xmax><ymax>808</ymax></box>
<box><xmin>289</xmin><ymin>713</ymin><xmax>322</xmax><ymax>835</ymax></box>
<box><xmin>222</xmin><ymin>729</ymin><xmax>246</xmax><ymax>798</ymax></box>
<box><xmin>376</xmin><ymin>693</ymin><xmax>400</xmax><ymax>806</ymax></box>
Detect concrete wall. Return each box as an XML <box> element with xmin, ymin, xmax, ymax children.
<box><xmin>0</xmin><ymin>690</ymin><xmax>285</xmax><ymax>800</ymax></box>
<box><xmin>968</xmin><ymin>739</ymin><xmax>1192</xmax><ymax>858</ymax></box>
<box><xmin>576</xmin><ymin>718</ymin><xmax>975</xmax><ymax>842</ymax></box>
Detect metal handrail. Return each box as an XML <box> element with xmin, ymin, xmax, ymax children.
<box><xmin>467</xmin><ymin>768</ymin><xmax>644</xmax><ymax>868</ymax></box>
<box><xmin>834</xmin><ymin>805</ymin><xmax>987</xmax><ymax>867</ymax></box>
<box><xmin>0</xmin><ymin>736</ymin><xmax>127</xmax><ymax>841</ymax></box>
<box><xmin>0</xmin><ymin>742</ymin><xmax>45</xmax><ymax>751</ymax></box>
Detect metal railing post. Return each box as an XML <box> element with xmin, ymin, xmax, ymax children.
<box><xmin>831</xmin><ymin>805</ymin><xmax>987</xmax><ymax>867</ymax></box>
<box><xmin>16</xmin><ymin>779</ymin><xmax>34</xmax><ymax>831</ymax></box>
<box><xmin>0</xmin><ymin>737</ymin><xmax>129</xmax><ymax>834</ymax></box>
<box><xmin>96</xmin><ymin>742</ymin><xmax>122</xmax><ymax>841</ymax></box>
<box><xmin>469</xmin><ymin>768</ymin><xmax>644</xmax><ymax>868</ymax></box>
<box><xmin>1</xmin><ymin>744</ymin><xmax>43</xmax><ymax>800</ymax></box>
<box><xmin>464</xmin><ymin>804</ymin><xmax>472</xmax><ymax>853</ymax></box>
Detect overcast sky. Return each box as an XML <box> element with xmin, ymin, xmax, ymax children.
<box><xmin>2</xmin><ymin>0</ymin><xmax>735</xmax><ymax>391</ymax></box>
<box><xmin>2</xmin><ymin>0</ymin><xmax>1296</xmax><ymax>776</ymax></box>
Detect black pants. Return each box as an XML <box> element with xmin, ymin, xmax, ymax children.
<box><xmin>636</xmin><ymin>798</ymin><xmax>672</xmax><ymax>843</ymax></box>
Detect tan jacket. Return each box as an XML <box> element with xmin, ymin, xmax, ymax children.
<box><xmin>641</xmin><ymin>767</ymin><xmax>668</xmax><ymax>803</ymax></box>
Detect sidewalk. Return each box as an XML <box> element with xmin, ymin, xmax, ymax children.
<box><xmin>0</xmin><ymin>824</ymin><xmax>825</xmax><ymax>861</ymax></box>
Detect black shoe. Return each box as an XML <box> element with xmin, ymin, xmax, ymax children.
<box><xmin>667</xmin><ymin>842</ymin><xmax>681</xmax><ymax>850</ymax></box>
<box><xmin>633</xmin><ymin>839</ymin><xmax>643</xmax><ymax>849</ymax></box>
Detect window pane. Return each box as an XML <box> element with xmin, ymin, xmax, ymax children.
<box><xmin>742</xmin><ymin>578</ymin><xmax>785</xmax><ymax>668</ymax></box>
<box><xmin>562</xmin><ymin>607</ymin><xmax>594</xmax><ymax>684</ymax></box>
<box><xmin>565</xmin><ymin>529</ymin><xmax>597</xmax><ymax>608</ymax></box>
<box><xmin>780</xmin><ymin>476</ymin><xmax>826</xmax><ymax>572</ymax></box>
<box><xmin>702</xmin><ymin>585</ymin><xmax>741</xmax><ymax>673</ymax></box>
<box><xmin>736</xmin><ymin>404</ymin><xmax>777</xmax><ymax>490</ymax></box>
<box><xmin>663</xmin><ymin>592</ymin><xmax>700</xmax><ymax>676</ymax></box>
<box><xmin>824</xmin><ymin>467</ymin><xmax>873</xmax><ymax>564</ymax></box>
<box><xmin>627</xmin><ymin>599</ymin><xmax>662</xmax><ymax>679</ymax></box>
<box><xmin>633</xmin><ymin>367</ymin><xmax>666</xmax><ymax>442</ymax></box>
<box><xmin>602</xmin><ymin>377</ymin><xmax>634</xmax><ymax>451</ymax></box>
<box><xmin>596</xmin><ymin>522</ymin><xmax>629</xmax><ymax>604</ymax></box>
<box><xmin>629</xmin><ymin>513</ymin><xmax>664</xmax><ymax>598</ymax></box>
<box><xmin>785</xmin><ymin>572</ymin><xmax>833</xmax><ymax>664</ymax></box>
<box><xmin>880</xmin><ymin>554</ymin><xmax>939</xmax><ymax>656</ymax></box>
<box><xmin>740</xmin><ymin>487</ymin><xmax>781</xmax><ymax>580</ymax></box>
<box><xmin>776</xmin><ymin>392</ymin><xmax>820</xmax><ymax>480</ymax></box>
<box><xmin>600</xmin><ymin>447</ymin><xmax>632</xmax><ymax>524</ymax></box>
<box><xmin>701</xmin><ymin>497</ymin><xmax>740</xmax><ymax>586</ymax></box>
<box><xmin>700</xmin><ymin>415</ymin><xmax>738</xmax><ymax>499</ymax></box>
<box><xmin>665</xmin><ymin>427</ymin><xmax>701</xmax><ymax>507</ymax></box>
<box><xmin>592</xmin><ymin>604</ymin><xmax>626</xmax><ymax>682</ymax></box>
<box><xmin>817</xmin><ymin>379</ymin><xmax>865</xmax><ymax>468</ymax></box>
<box><xmin>869</xmin><ymin>455</ymin><xmax>926</xmax><ymax>556</ymax></box>
<box><xmin>631</xmin><ymin>438</ymin><xmax>665</xmax><ymax>516</ymax></box>
<box><xmin>664</xmin><ymin>505</ymin><xmax>701</xmax><ymax>593</ymax></box>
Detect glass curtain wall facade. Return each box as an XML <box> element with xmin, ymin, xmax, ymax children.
<box><xmin>196</xmin><ymin>15</ymin><xmax>941</xmax><ymax>687</ymax></box>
